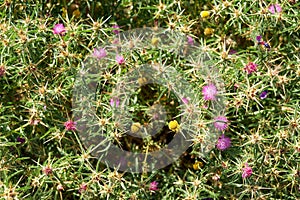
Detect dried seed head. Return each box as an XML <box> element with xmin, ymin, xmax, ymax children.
<box><xmin>245</xmin><ymin>87</ymin><xmax>257</xmax><ymax>100</ymax></box>
<box><xmin>42</xmin><ymin>166</ymin><xmax>53</xmax><ymax>175</ymax></box>
<box><xmin>0</xmin><ymin>65</ymin><xmax>6</xmax><ymax>76</ymax></box>
<box><xmin>57</xmin><ymin>184</ymin><xmax>64</xmax><ymax>191</ymax></box>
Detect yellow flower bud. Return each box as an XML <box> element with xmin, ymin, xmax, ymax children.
<box><xmin>200</xmin><ymin>11</ymin><xmax>210</xmax><ymax>18</ymax></box>
<box><xmin>73</xmin><ymin>9</ymin><xmax>81</xmax><ymax>18</ymax></box>
<box><xmin>193</xmin><ymin>161</ymin><xmax>204</xmax><ymax>170</ymax></box>
<box><xmin>131</xmin><ymin>123</ymin><xmax>141</xmax><ymax>133</ymax></box>
<box><xmin>138</xmin><ymin>77</ymin><xmax>147</xmax><ymax>86</ymax></box>
<box><xmin>151</xmin><ymin>37</ymin><xmax>160</xmax><ymax>46</ymax></box>
<box><xmin>204</xmin><ymin>28</ymin><xmax>214</xmax><ymax>36</ymax></box>
<box><xmin>168</xmin><ymin>120</ymin><xmax>180</xmax><ymax>132</ymax></box>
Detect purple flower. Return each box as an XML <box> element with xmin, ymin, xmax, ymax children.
<box><xmin>202</xmin><ymin>84</ymin><xmax>218</xmax><ymax>101</ymax></box>
<box><xmin>216</xmin><ymin>134</ymin><xmax>231</xmax><ymax>150</ymax></box>
<box><xmin>187</xmin><ymin>36</ymin><xmax>194</xmax><ymax>45</ymax></box>
<box><xmin>256</xmin><ymin>36</ymin><xmax>271</xmax><ymax>50</ymax></box>
<box><xmin>17</xmin><ymin>137</ymin><xmax>25</xmax><ymax>144</ymax></box>
<box><xmin>112</xmin><ymin>24</ymin><xmax>120</xmax><ymax>34</ymax></box>
<box><xmin>93</xmin><ymin>48</ymin><xmax>107</xmax><ymax>59</ymax></box>
<box><xmin>149</xmin><ymin>181</ymin><xmax>158</xmax><ymax>191</ymax></box>
<box><xmin>268</xmin><ymin>4</ymin><xmax>282</xmax><ymax>14</ymax></box>
<box><xmin>53</xmin><ymin>23</ymin><xmax>66</xmax><ymax>35</ymax></box>
<box><xmin>64</xmin><ymin>120</ymin><xmax>77</xmax><ymax>131</ymax></box>
<box><xmin>244</xmin><ymin>62</ymin><xmax>257</xmax><ymax>74</ymax></box>
<box><xmin>229</xmin><ymin>49</ymin><xmax>237</xmax><ymax>55</ymax></box>
<box><xmin>110</xmin><ymin>97</ymin><xmax>120</xmax><ymax>107</ymax></box>
<box><xmin>264</xmin><ymin>42</ymin><xmax>271</xmax><ymax>49</ymax></box>
<box><xmin>260</xmin><ymin>91</ymin><xmax>268</xmax><ymax>99</ymax></box>
<box><xmin>116</xmin><ymin>55</ymin><xmax>125</xmax><ymax>65</ymax></box>
<box><xmin>242</xmin><ymin>163</ymin><xmax>253</xmax><ymax>179</ymax></box>
<box><xmin>256</xmin><ymin>35</ymin><xmax>262</xmax><ymax>42</ymax></box>
<box><xmin>214</xmin><ymin>116</ymin><xmax>228</xmax><ymax>131</ymax></box>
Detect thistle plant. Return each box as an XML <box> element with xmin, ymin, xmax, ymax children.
<box><xmin>0</xmin><ymin>0</ymin><xmax>300</xmax><ymax>199</ymax></box>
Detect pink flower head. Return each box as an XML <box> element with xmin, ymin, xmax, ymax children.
<box><xmin>116</xmin><ymin>55</ymin><xmax>125</xmax><ymax>65</ymax></box>
<box><xmin>268</xmin><ymin>4</ymin><xmax>282</xmax><ymax>14</ymax></box>
<box><xmin>202</xmin><ymin>104</ymin><xmax>208</xmax><ymax>109</ymax></box>
<box><xmin>149</xmin><ymin>181</ymin><xmax>158</xmax><ymax>191</ymax></box>
<box><xmin>110</xmin><ymin>97</ymin><xmax>120</xmax><ymax>107</ymax></box>
<box><xmin>187</xmin><ymin>36</ymin><xmax>194</xmax><ymax>45</ymax></box>
<box><xmin>53</xmin><ymin>23</ymin><xmax>66</xmax><ymax>35</ymax></box>
<box><xmin>216</xmin><ymin>134</ymin><xmax>231</xmax><ymax>150</ymax></box>
<box><xmin>30</xmin><ymin>119</ymin><xmax>40</xmax><ymax>126</ymax></box>
<box><xmin>244</xmin><ymin>62</ymin><xmax>257</xmax><ymax>74</ymax></box>
<box><xmin>79</xmin><ymin>183</ymin><xmax>87</xmax><ymax>193</ymax></box>
<box><xmin>214</xmin><ymin>115</ymin><xmax>228</xmax><ymax>131</ymax></box>
<box><xmin>64</xmin><ymin>120</ymin><xmax>76</xmax><ymax>131</ymax></box>
<box><xmin>93</xmin><ymin>48</ymin><xmax>107</xmax><ymax>59</ymax></box>
<box><xmin>242</xmin><ymin>163</ymin><xmax>253</xmax><ymax>179</ymax></box>
<box><xmin>42</xmin><ymin>166</ymin><xmax>53</xmax><ymax>176</ymax></box>
<box><xmin>182</xmin><ymin>97</ymin><xmax>189</xmax><ymax>104</ymax></box>
<box><xmin>112</xmin><ymin>24</ymin><xmax>120</xmax><ymax>34</ymax></box>
<box><xmin>112</xmin><ymin>38</ymin><xmax>119</xmax><ymax>44</ymax></box>
<box><xmin>202</xmin><ymin>84</ymin><xmax>218</xmax><ymax>101</ymax></box>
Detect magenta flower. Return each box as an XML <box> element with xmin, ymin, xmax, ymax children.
<box><xmin>268</xmin><ymin>4</ymin><xmax>282</xmax><ymax>14</ymax></box>
<box><xmin>260</xmin><ymin>91</ymin><xmax>268</xmax><ymax>99</ymax></box>
<box><xmin>216</xmin><ymin>134</ymin><xmax>231</xmax><ymax>150</ymax></box>
<box><xmin>53</xmin><ymin>23</ymin><xmax>66</xmax><ymax>35</ymax></box>
<box><xmin>187</xmin><ymin>36</ymin><xmax>194</xmax><ymax>45</ymax></box>
<box><xmin>149</xmin><ymin>181</ymin><xmax>158</xmax><ymax>191</ymax></box>
<box><xmin>110</xmin><ymin>97</ymin><xmax>120</xmax><ymax>107</ymax></box>
<box><xmin>116</xmin><ymin>55</ymin><xmax>125</xmax><ymax>65</ymax></box>
<box><xmin>214</xmin><ymin>116</ymin><xmax>228</xmax><ymax>131</ymax></box>
<box><xmin>64</xmin><ymin>120</ymin><xmax>77</xmax><ymax>131</ymax></box>
<box><xmin>244</xmin><ymin>62</ymin><xmax>257</xmax><ymax>74</ymax></box>
<box><xmin>112</xmin><ymin>24</ymin><xmax>120</xmax><ymax>34</ymax></box>
<box><xmin>93</xmin><ymin>48</ymin><xmax>107</xmax><ymax>59</ymax></box>
<box><xmin>256</xmin><ymin>35</ymin><xmax>262</xmax><ymax>42</ymax></box>
<box><xmin>202</xmin><ymin>84</ymin><xmax>217</xmax><ymax>101</ymax></box>
<box><xmin>242</xmin><ymin>163</ymin><xmax>253</xmax><ymax>179</ymax></box>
